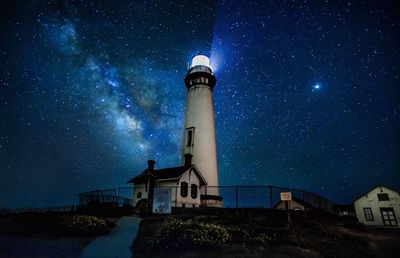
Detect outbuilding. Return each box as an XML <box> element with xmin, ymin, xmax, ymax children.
<box><xmin>353</xmin><ymin>185</ymin><xmax>399</xmax><ymax>227</ymax></box>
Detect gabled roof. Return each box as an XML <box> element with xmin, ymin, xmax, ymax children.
<box><xmin>127</xmin><ymin>169</ymin><xmax>155</xmax><ymax>184</ymax></box>
<box><xmin>153</xmin><ymin>166</ymin><xmax>192</xmax><ymax>180</ymax></box>
<box><xmin>127</xmin><ymin>164</ymin><xmax>207</xmax><ymax>185</ymax></box>
<box><xmin>353</xmin><ymin>185</ymin><xmax>400</xmax><ymax>202</ymax></box>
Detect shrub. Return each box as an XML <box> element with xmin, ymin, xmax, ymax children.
<box><xmin>226</xmin><ymin>224</ymin><xmax>275</xmax><ymax>246</ymax></box>
<box><xmin>61</xmin><ymin>215</ymin><xmax>109</xmax><ymax>236</ymax></box>
<box><xmin>149</xmin><ymin>218</ymin><xmax>231</xmax><ymax>249</ymax></box>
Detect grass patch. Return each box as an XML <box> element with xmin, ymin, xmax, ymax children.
<box><xmin>132</xmin><ymin>212</ymin><xmax>373</xmax><ymax>258</ymax></box>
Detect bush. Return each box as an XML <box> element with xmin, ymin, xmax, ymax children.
<box><xmin>61</xmin><ymin>215</ymin><xmax>109</xmax><ymax>236</ymax></box>
<box><xmin>148</xmin><ymin>218</ymin><xmax>231</xmax><ymax>249</ymax></box>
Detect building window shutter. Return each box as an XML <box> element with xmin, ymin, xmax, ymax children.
<box><xmin>191</xmin><ymin>184</ymin><xmax>198</xmax><ymax>199</ymax></box>
<box><xmin>181</xmin><ymin>182</ymin><xmax>188</xmax><ymax>197</ymax></box>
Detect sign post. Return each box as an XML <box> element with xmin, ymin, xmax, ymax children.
<box><xmin>152</xmin><ymin>187</ymin><xmax>172</xmax><ymax>214</ymax></box>
<box><xmin>280</xmin><ymin>192</ymin><xmax>292</xmax><ymax>226</ymax></box>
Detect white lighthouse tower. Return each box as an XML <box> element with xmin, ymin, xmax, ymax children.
<box><xmin>182</xmin><ymin>55</ymin><xmax>221</xmax><ymax>207</ymax></box>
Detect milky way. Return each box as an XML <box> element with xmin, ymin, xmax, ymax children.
<box><xmin>1</xmin><ymin>0</ymin><xmax>399</xmax><ymax>207</ymax></box>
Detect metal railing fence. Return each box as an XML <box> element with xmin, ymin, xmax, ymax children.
<box><xmin>118</xmin><ymin>185</ymin><xmax>333</xmax><ymax>211</ymax></box>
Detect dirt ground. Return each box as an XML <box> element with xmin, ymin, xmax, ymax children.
<box><xmin>1</xmin><ymin>214</ymin><xmax>399</xmax><ymax>258</ymax></box>
<box><xmin>0</xmin><ymin>233</ymin><xmax>94</xmax><ymax>258</ymax></box>
<box><xmin>0</xmin><ymin>215</ymin><xmax>118</xmax><ymax>258</ymax></box>
<box><xmin>341</xmin><ymin>227</ymin><xmax>400</xmax><ymax>258</ymax></box>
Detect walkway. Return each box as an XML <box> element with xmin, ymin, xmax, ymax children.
<box><xmin>79</xmin><ymin>216</ymin><xmax>142</xmax><ymax>258</ymax></box>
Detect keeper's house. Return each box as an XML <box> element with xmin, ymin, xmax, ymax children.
<box><xmin>354</xmin><ymin>185</ymin><xmax>400</xmax><ymax>227</ymax></box>
<box><xmin>127</xmin><ymin>154</ymin><xmax>208</xmax><ymax>209</ymax></box>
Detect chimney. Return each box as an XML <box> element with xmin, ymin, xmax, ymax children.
<box><xmin>184</xmin><ymin>154</ymin><xmax>193</xmax><ymax>166</ymax></box>
<box><xmin>147</xmin><ymin>160</ymin><xmax>156</xmax><ymax>171</ymax></box>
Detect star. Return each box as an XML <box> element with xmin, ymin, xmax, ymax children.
<box><xmin>313</xmin><ymin>83</ymin><xmax>321</xmax><ymax>91</ymax></box>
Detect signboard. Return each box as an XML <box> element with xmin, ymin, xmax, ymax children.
<box><xmin>280</xmin><ymin>192</ymin><xmax>292</xmax><ymax>201</ymax></box>
<box><xmin>152</xmin><ymin>187</ymin><xmax>172</xmax><ymax>214</ymax></box>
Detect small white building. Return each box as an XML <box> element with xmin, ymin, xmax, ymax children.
<box><xmin>127</xmin><ymin>154</ymin><xmax>210</xmax><ymax>209</ymax></box>
<box><xmin>353</xmin><ymin>185</ymin><xmax>400</xmax><ymax>227</ymax></box>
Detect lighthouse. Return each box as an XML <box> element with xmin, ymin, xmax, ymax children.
<box><xmin>127</xmin><ymin>55</ymin><xmax>222</xmax><ymax>210</ymax></box>
<box><xmin>182</xmin><ymin>55</ymin><xmax>222</xmax><ymax>207</ymax></box>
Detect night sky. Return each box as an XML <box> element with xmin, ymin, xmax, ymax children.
<box><xmin>1</xmin><ymin>0</ymin><xmax>399</xmax><ymax>208</ymax></box>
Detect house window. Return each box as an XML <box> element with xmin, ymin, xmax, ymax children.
<box><xmin>186</xmin><ymin>128</ymin><xmax>194</xmax><ymax>147</ymax></box>
<box><xmin>377</xmin><ymin>193</ymin><xmax>390</xmax><ymax>201</ymax></box>
<box><xmin>380</xmin><ymin>207</ymin><xmax>398</xmax><ymax>226</ymax></box>
<box><xmin>181</xmin><ymin>182</ymin><xmax>188</xmax><ymax>197</ymax></box>
<box><xmin>364</xmin><ymin>207</ymin><xmax>374</xmax><ymax>221</ymax></box>
<box><xmin>191</xmin><ymin>184</ymin><xmax>198</xmax><ymax>199</ymax></box>
<box><xmin>137</xmin><ymin>192</ymin><xmax>142</xmax><ymax>199</ymax></box>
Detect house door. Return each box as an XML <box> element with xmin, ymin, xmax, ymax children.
<box><xmin>380</xmin><ymin>208</ymin><xmax>398</xmax><ymax>226</ymax></box>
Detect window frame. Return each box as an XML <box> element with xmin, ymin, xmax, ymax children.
<box><xmin>363</xmin><ymin>207</ymin><xmax>374</xmax><ymax>221</ymax></box>
<box><xmin>191</xmin><ymin>184</ymin><xmax>198</xmax><ymax>199</ymax></box>
<box><xmin>181</xmin><ymin>182</ymin><xmax>188</xmax><ymax>197</ymax></box>
<box><xmin>186</xmin><ymin>127</ymin><xmax>195</xmax><ymax>147</ymax></box>
<box><xmin>377</xmin><ymin>193</ymin><xmax>390</xmax><ymax>201</ymax></box>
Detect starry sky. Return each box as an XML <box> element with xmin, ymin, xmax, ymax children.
<box><xmin>1</xmin><ymin>0</ymin><xmax>399</xmax><ymax>208</ymax></box>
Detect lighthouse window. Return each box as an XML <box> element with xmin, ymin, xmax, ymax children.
<box><xmin>181</xmin><ymin>182</ymin><xmax>188</xmax><ymax>197</ymax></box>
<box><xmin>187</xmin><ymin>130</ymin><xmax>192</xmax><ymax>146</ymax></box>
<box><xmin>186</xmin><ymin>128</ymin><xmax>194</xmax><ymax>147</ymax></box>
<box><xmin>200</xmin><ymin>77</ymin><xmax>205</xmax><ymax>83</ymax></box>
<box><xmin>205</xmin><ymin>78</ymin><xmax>208</xmax><ymax>84</ymax></box>
<box><xmin>191</xmin><ymin>184</ymin><xmax>198</xmax><ymax>199</ymax></box>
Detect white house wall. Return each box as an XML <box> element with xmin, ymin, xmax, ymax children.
<box><xmin>176</xmin><ymin>168</ymin><xmax>201</xmax><ymax>207</ymax></box>
<box><xmin>132</xmin><ymin>183</ymin><xmax>148</xmax><ymax>207</ymax></box>
<box><xmin>354</xmin><ymin>186</ymin><xmax>400</xmax><ymax>227</ymax></box>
